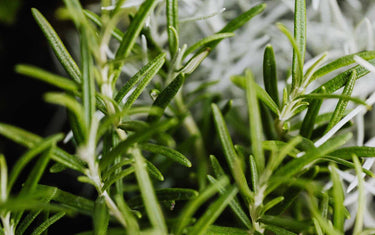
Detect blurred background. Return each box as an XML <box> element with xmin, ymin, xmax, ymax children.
<box><xmin>1</xmin><ymin>0</ymin><xmax>375</xmax><ymax>233</ymax></box>
<box><xmin>0</xmin><ymin>0</ymin><xmax>63</xmax><ymax>158</ymax></box>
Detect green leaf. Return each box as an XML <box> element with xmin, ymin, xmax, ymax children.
<box><xmin>49</xmin><ymin>163</ymin><xmax>67</xmax><ymax>173</ymax></box>
<box><xmin>113</xmin><ymin>194</ymin><xmax>140</xmax><ymax>234</ymax></box>
<box><xmin>211</xmin><ymin>104</ymin><xmax>253</xmax><ymax>201</ymax></box>
<box><xmin>210</xmin><ymin>155</ymin><xmax>226</xmax><ymax>178</ymax></box>
<box><xmin>101</xmin><ymin>118</ymin><xmax>177</xmax><ymax>168</ymax></box>
<box><xmin>268</xmin><ymin>136</ymin><xmax>302</xmax><ymax>173</ymax></box>
<box><xmin>30</xmin><ymin>212</ymin><xmax>65</xmax><ymax>235</ymax></box>
<box><xmin>260</xmin><ymin>196</ymin><xmax>284</xmax><ymax>216</ymax></box>
<box><xmin>166</xmin><ymin>0</ymin><xmax>179</xmax><ymax>57</ymax></box>
<box><xmin>80</xmin><ymin>28</ymin><xmax>96</xmax><ymax>127</ymax></box>
<box><xmin>15</xmin><ymin>65</ymin><xmax>79</xmax><ymax>92</ymax></box>
<box><xmin>44</xmin><ymin>92</ymin><xmax>87</xmax><ymax>138</ymax></box>
<box><xmin>300</xmin><ymin>98</ymin><xmax>322</xmax><ymax>139</ymax></box>
<box><xmin>262</xmin><ymin>140</ymin><xmax>300</xmax><ymax>158</ymax></box>
<box><xmin>0</xmin><ymin>122</ymin><xmax>43</xmax><ymax>148</ymax></box>
<box><xmin>102</xmin><ymin>159</ymin><xmax>133</xmax><ymax>181</ymax></box>
<box><xmin>52</xmin><ymin>148</ymin><xmax>86</xmax><ymax>173</ymax></box>
<box><xmin>248</xmin><ymin>155</ymin><xmax>258</xmax><ymax>192</ymax></box>
<box><xmin>140</xmin><ymin>143</ymin><xmax>191</xmax><ymax>167</ymax></box>
<box><xmin>128</xmin><ymin>188</ymin><xmax>198</xmax><ymax>208</ymax></box>
<box><xmin>353</xmin><ymin>154</ymin><xmax>365</xmax><ymax>234</ymax></box>
<box><xmin>309</xmin><ymin>196</ymin><xmax>341</xmax><ymax>235</ymax></box>
<box><xmin>329</xmin><ymin>163</ymin><xmax>345</xmax><ymax>232</ymax></box>
<box><xmin>207</xmin><ymin>175</ymin><xmax>252</xmax><ymax>229</ymax></box>
<box><xmin>291</xmin><ymin>0</ymin><xmax>306</xmax><ymax>90</ymax></box>
<box><xmin>118</xmin><ymin>120</ymin><xmax>149</xmax><ymax>132</ymax></box>
<box><xmin>21</xmin><ymin>146</ymin><xmax>53</xmax><ymax>195</ymax></box>
<box><xmin>0</xmin><ymin>123</ymin><xmax>85</xmax><ymax>172</ymax></box>
<box><xmin>122</xmin><ymin>54</ymin><xmax>166</xmax><ymax>110</ymax></box>
<box><xmin>290</xmin><ymin>111</ymin><xmax>350</xmax><ymax>131</ymax></box>
<box><xmin>230</xmin><ymin>75</ymin><xmax>279</xmax><ymax>115</ymax></box>
<box><xmin>115</xmin><ymin>53</ymin><xmax>166</xmax><ymax>104</ymax></box>
<box><xmin>311</xmin><ymin>51</ymin><xmax>375</xmax><ymax>82</ymax></box>
<box><xmin>147</xmin><ymin>74</ymin><xmax>185</xmax><ymax>122</ymax></box>
<box><xmin>102</xmin><ymin>166</ymin><xmax>135</xmax><ymax>191</ymax></box>
<box><xmin>63</xmin><ymin>0</ymin><xmax>87</xmax><ymax>27</ymax></box>
<box><xmin>205</xmin><ymin>225</ymin><xmax>249</xmax><ymax>235</ymax></box>
<box><xmin>8</xmin><ymin>134</ymin><xmax>63</xmax><ymax>193</ymax></box>
<box><xmin>0</xmin><ymin>196</ymin><xmax>69</xmax><ymax>214</ymax></box>
<box><xmin>83</xmin><ymin>10</ymin><xmax>124</xmax><ymax>41</ymax></box>
<box><xmin>113</xmin><ymin>0</ymin><xmax>158</xmax><ymax>82</ymax></box>
<box><xmin>269</xmin><ymin>133</ymin><xmax>352</xmax><ymax>192</ymax></box>
<box><xmin>0</xmin><ymin>155</ymin><xmax>7</xmax><ymax>203</ymax></box>
<box><xmin>132</xmin><ymin>147</ymin><xmax>167</xmax><ymax>234</ymax></box>
<box><xmin>259</xmin><ymin>215</ymin><xmax>313</xmax><ymax>233</ymax></box>
<box><xmin>265</xmin><ymin>224</ymin><xmax>297</xmax><ymax>235</ymax></box>
<box><xmin>180</xmin><ymin>49</ymin><xmax>209</xmax><ymax>74</ymax></box>
<box><xmin>276</xmin><ymin>23</ymin><xmax>303</xmax><ymax>90</ymax></box>
<box><xmin>184</xmin><ymin>33</ymin><xmax>235</xmax><ymax>57</ymax></box>
<box><xmin>325</xmin><ymin>71</ymin><xmax>357</xmax><ymax>132</ymax></box>
<box><xmin>300</xmin><ymin>94</ymin><xmax>367</xmax><ymax>107</ymax></box>
<box><xmin>38</xmin><ymin>185</ymin><xmax>94</xmax><ymax>215</ymax></box>
<box><xmin>324</xmin><ymin>156</ymin><xmax>373</xmax><ymax>177</ymax></box>
<box><xmin>173</xmin><ymin>177</ymin><xmax>229</xmax><ymax>235</ymax></box>
<box><xmin>188</xmin><ymin>186</ymin><xmax>238</xmax><ymax>235</ymax></box>
<box><xmin>31</xmin><ymin>8</ymin><xmax>81</xmax><ymax>83</ymax></box>
<box><xmin>15</xmin><ymin>186</ymin><xmax>57</xmax><ymax>234</ymax></box>
<box><xmin>245</xmin><ymin>70</ymin><xmax>265</xmax><ymax>172</ymax></box>
<box><xmin>145</xmin><ymin>159</ymin><xmax>164</xmax><ymax>181</ymax></box>
<box><xmin>93</xmin><ymin>196</ymin><xmax>109</xmax><ymax>235</ymax></box>
<box><xmin>263</xmin><ymin>44</ymin><xmax>279</xmax><ymax>106</ymax></box>
<box><xmin>330</xmin><ymin>146</ymin><xmax>375</xmax><ymax>159</ymax></box>
<box><xmin>313</xmin><ymin>59</ymin><xmax>375</xmax><ymax>94</ymax></box>
<box><xmin>76</xmin><ymin>229</ymin><xmax>126</xmax><ymax>235</ymax></box>
<box><xmin>204</xmin><ymin>3</ymin><xmax>266</xmax><ymax>50</ymax></box>
<box><xmin>16</xmin><ymin>210</ymin><xmax>43</xmax><ymax>235</ymax></box>
<box><xmin>303</xmin><ymin>53</ymin><xmax>328</xmax><ymax>87</ymax></box>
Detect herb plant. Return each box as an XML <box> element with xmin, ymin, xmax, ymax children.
<box><xmin>1</xmin><ymin>0</ymin><xmax>375</xmax><ymax>234</ymax></box>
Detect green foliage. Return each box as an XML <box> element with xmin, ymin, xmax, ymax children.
<box><xmin>1</xmin><ymin>0</ymin><xmax>374</xmax><ymax>234</ymax></box>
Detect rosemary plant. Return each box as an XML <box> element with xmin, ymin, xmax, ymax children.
<box><xmin>1</xmin><ymin>0</ymin><xmax>375</xmax><ymax>234</ymax></box>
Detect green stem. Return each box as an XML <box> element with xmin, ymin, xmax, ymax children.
<box><xmin>175</xmin><ymin>92</ymin><xmax>208</xmax><ymax>190</ymax></box>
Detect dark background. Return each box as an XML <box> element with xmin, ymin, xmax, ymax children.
<box><xmin>0</xmin><ymin>0</ymin><xmax>93</xmax><ymax>233</ymax></box>
<box><xmin>0</xmin><ymin>0</ymin><xmax>64</xmax><ymax>157</ymax></box>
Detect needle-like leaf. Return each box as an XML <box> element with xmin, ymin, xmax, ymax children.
<box><xmin>93</xmin><ymin>196</ymin><xmax>109</xmax><ymax>235</ymax></box>
<box><xmin>329</xmin><ymin>163</ymin><xmax>345</xmax><ymax>232</ymax></box>
<box><xmin>15</xmin><ymin>65</ymin><xmax>79</xmax><ymax>92</ymax></box>
<box><xmin>207</xmin><ymin>175</ymin><xmax>252</xmax><ymax>229</ymax></box>
<box><xmin>263</xmin><ymin>44</ymin><xmax>279</xmax><ymax>106</ymax></box>
<box><xmin>147</xmin><ymin>74</ymin><xmax>185</xmax><ymax>122</ymax></box>
<box><xmin>325</xmin><ymin>71</ymin><xmax>357</xmax><ymax>132</ymax></box>
<box><xmin>128</xmin><ymin>188</ymin><xmax>198</xmax><ymax>208</ymax></box>
<box><xmin>291</xmin><ymin>0</ymin><xmax>306</xmax><ymax>90</ymax></box>
<box><xmin>132</xmin><ymin>147</ymin><xmax>167</xmax><ymax>234</ymax></box>
<box><xmin>113</xmin><ymin>0</ymin><xmax>158</xmax><ymax>82</ymax></box>
<box><xmin>245</xmin><ymin>70</ymin><xmax>265</xmax><ymax>172</ymax></box>
<box><xmin>269</xmin><ymin>133</ymin><xmax>352</xmax><ymax>192</ymax></box>
<box><xmin>188</xmin><ymin>186</ymin><xmax>238</xmax><ymax>235</ymax></box>
<box><xmin>311</xmin><ymin>51</ymin><xmax>375</xmax><ymax>82</ymax></box>
<box><xmin>166</xmin><ymin>0</ymin><xmax>179</xmax><ymax>57</ymax></box>
<box><xmin>101</xmin><ymin>118</ymin><xmax>177</xmax><ymax>168</ymax></box>
<box><xmin>140</xmin><ymin>143</ymin><xmax>191</xmax><ymax>167</ymax></box>
<box><xmin>114</xmin><ymin>53</ymin><xmax>166</xmax><ymax>104</ymax></box>
<box><xmin>31</xmin><ymin>8</ymin><xmax>81</xmax><ymax>83</ymax></box>
<box><xmin>30</xmin><ymin>212</ymin><xmax>65</xmax><ymax>235</ymax></box>
<box><xmin>211</xmin><ymin>104</ymin><xmax>253</xmax><ymax>201</ymax></box>
<box><xmin>173</xmin><ymin>177</ymin><xmax>229</xmax><ymax>235</ymax></box>
<box><xmin>184</xmin><ymin>33</ymin><xmax>235</xmax><ymax>57</ymax></box>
